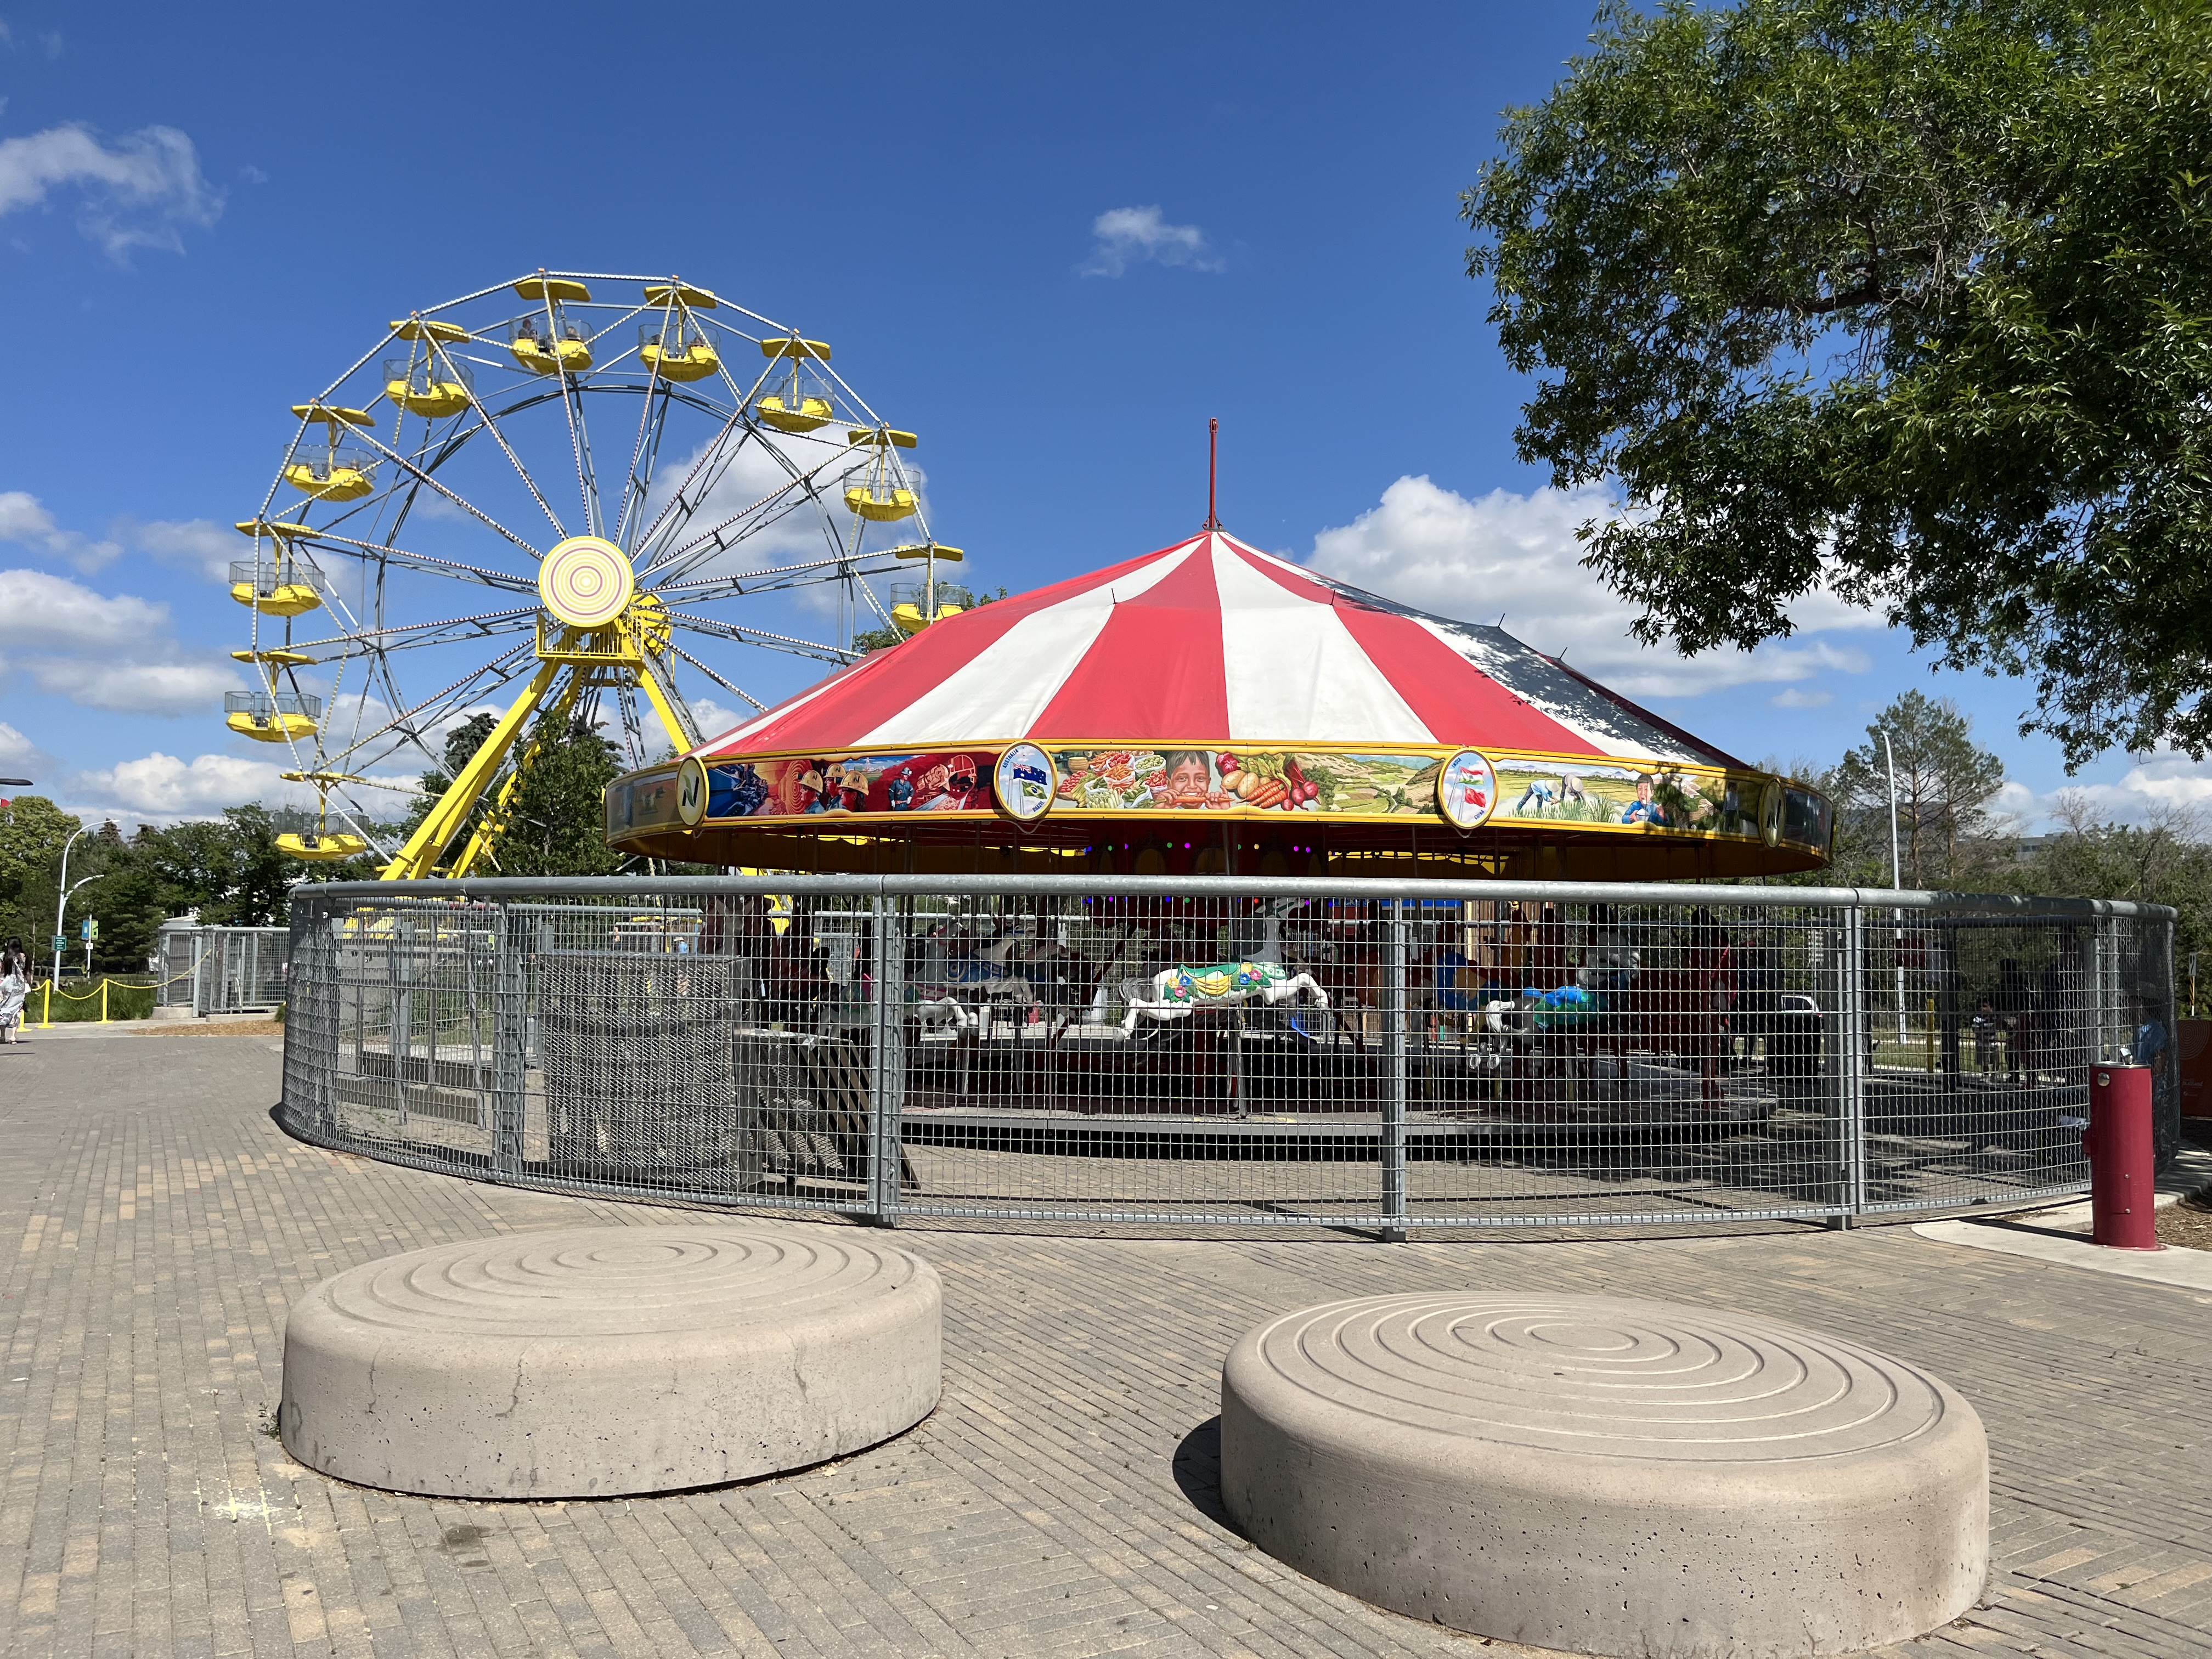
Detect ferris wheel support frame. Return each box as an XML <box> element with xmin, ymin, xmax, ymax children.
<box><xmin>377</xmin><ymin>613</ymin><xmax>697</xmax><ymax>879</ymax></box>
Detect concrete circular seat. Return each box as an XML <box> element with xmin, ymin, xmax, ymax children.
<box><xmin>281</xmin><ymin>1227</ymin><xmax>939</xmax><ymax>1499</ymax></box>
<box><xmin>1221</xmin><ymin>1294</ymin><xmax>1986</xmax><ymax>1657</ymax></box>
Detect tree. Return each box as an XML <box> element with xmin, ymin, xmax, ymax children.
<box><xmin>493</xmin><ymin>718</ymin><xmax>623</xmax><ymax>876</ymax></box>
<box><xmin>0</xmin><ymin>797</ymin><xmax>82</xmax><ymax>952</ymax></box>
<box><xmin>1463</xmin><ymin>0</ymin><xmax>2212</xmax><ymax>766</ymax></box>
<box><xmin>2017</xmin><ymin>794</ymin><xmax>2212</xmax><ymax>964</ymax></box>
<box><xmin>132</xmin><ymin>806</ymin><xmax>296</xmax><ymax>927</ymax></box>
<box><xmin>404</xmin><ymin>710</ymin><xmax>623</xmax><ymax>875</ymax></box>
<box><xmin>1830</xmin><ymin>692</ymin><xmax>2007</xmax><ymax>887</ymax></box>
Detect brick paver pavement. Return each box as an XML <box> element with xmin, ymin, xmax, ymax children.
<box><xmin>2</xmin><ymin>1035</ymin><xmax>2208</xmax><ymax>1658</ymax></box>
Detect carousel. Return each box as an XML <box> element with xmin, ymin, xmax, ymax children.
<box><xmin>606</xmin><ymin>526</ymin><xmax>1833</xmax><ymax>879</ymax></box>
<box><xmin>602</xmin><ymin>528</ymin><xmax>1836</xmax><ymax>1151</ymax></box>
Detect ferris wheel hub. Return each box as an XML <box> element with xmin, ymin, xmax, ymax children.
<box><xmin>540</xmin><ymin>535</ymin><xmax>635</xmax><ymax>628</ymax></box>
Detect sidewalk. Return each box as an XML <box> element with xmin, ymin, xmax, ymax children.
<box><xmin>7</xmin><ymin>1012</ymin><xmax>281</xmax><ymax>1041</ymax></box>
<box><xmin>2</xmin><ymin>1040</ymin><xmax>2209</xmax><ymax>1658</ymax></box>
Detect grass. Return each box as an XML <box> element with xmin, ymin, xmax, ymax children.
<box><xmin>33</xmin><ymin>978</ymin><xmax>157</xmax><ymax>1023</ymax></box>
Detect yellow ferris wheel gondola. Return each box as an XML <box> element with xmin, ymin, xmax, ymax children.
<box><xmin>229</xmin><ymin>520</ymin><xmax>323</xmax><ymax>616</ymax></box>
<box><xmin>509</xmin><ymin>273</ymin><xmax>594</xmax><ymax>373</ymax></box>
<box><xmin>640</xmin><ymin>281</ymin><xmax>721</xmax><ymax>381</ymax></box>
<box><xmin>755</xmin><ymin>335</ymin><xmax>836</xmax><ymax>432</ymax></box>
<box><xmin>275</xmin><ymin>828</ymin><xmax>369</xmax><ymax>861</ymax></box>
<box><xmin>282</xmin><ymin>405</ymin><xmax>377</xmax><ymax>501</ymax></box>
<box><xmin>385</xmin><ymin>356</ymin><xmax>473</xmax><ymax>419</ymax></box>
<box><xmin>224</xmin><ymin>689</ymin><xmax>321</xmax><ymax>742</ymax></box>
<box><xmin>640</xmin><ymin>325</ymin><xmax>719</xmax><ymax>382</ymax></box>
<box><xmin>843</xmin><ymin>426</ymin><xmax>919</xmax><ymax>521</ymax></box>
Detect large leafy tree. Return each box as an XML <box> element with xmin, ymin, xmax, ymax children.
<box><xmin>495</xmin><ymin>717</ymin><xmax>623</xmax><ymax>876</ymax></box>
<box><xmin>2021</xmin><ymin>796</ymin><xmax>2212</xmax><ymax>964</ymax></box>
<box><xmin>133</xmin><ymin>805</ymin><xmax>297</xmax><ymax>927</ymax></box>
<box><xmin>1464</xmin><ymin>0</ymin><xmax>2212</xmax><ymax>765</ymax></box>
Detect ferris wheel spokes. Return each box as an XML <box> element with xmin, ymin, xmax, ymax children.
<box><xmin>290</xmin><ymin>532</ymin><xmax>539</xmax><ymax>596</ymax></box>
<box><xmin>418</xmin><ymin>351</ymin><xmax>570</xmax><ymax>539</ymax></box>
<box><xmin>280</xmin><ymin>608</ymin><xmax>541</xmax><ymax>665</ymax></box>
<box><xmin>318</xmin><ymin>651</ymin><xmax>551</xmax><ymax>812</ymax></box>
<box><xmin>666</xmin><ymin>610</ymin><xmax>856</xmax><ymax>666</ymax></box>
<box><xmin>233</xmin><ymin>269</ymin><xmax>962</xmax><ymax>879</ymax></box>
<box><xmin>345</xmin><ymin>421</ymin><xmax>550</xmax><ymax>557</ymax></box>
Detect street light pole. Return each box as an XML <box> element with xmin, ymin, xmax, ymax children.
<box><xmin>1882</xmin><ymin>730</ymin><xmax>1908</xmax><ymax>1046</ymax></box>
<box><xmin>52</xmin><ymin>825</ymin><xmax>89</xmax><ymax>994</ymax></box>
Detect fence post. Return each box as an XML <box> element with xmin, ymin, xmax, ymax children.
<box><xmin>1381</xmin><ymin>898</ymin><xmax>1409</xmax><ymax>1242</ymax></box>
<box><xmin>867</xmin><ymin>893</ymin><xmax>906</xmax><ymax>1227</ymax></box>
<box><xmin>491</xmin><ymin>903</ymin><xmax>528</xmax><ymax>1176</ymax></box>
<box><xmin>1836</xmin><ymin>904</ymin><xmax>1867</xmax><ymax>1226</ymax></box>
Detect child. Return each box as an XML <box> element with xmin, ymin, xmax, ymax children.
<box><xmin>1971</xmin><ymin>1000</ymin><xmax>2000</xmax><ymax>1076</ymax></box>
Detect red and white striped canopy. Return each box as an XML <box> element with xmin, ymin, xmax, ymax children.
<box><xmin>695</xmin><ymin>530</ymin><xmax>1741</xmax><ymax>766</ymax></box>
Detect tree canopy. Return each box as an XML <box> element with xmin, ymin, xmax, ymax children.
<box><xmin>1463</xmin><ymin>0</ymin><xmax>2212</xmax><ymax>765</ymax></box>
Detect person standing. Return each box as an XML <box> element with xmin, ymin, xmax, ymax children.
<box><xmin>0</xmin><ymin>936</ymin><xmax>30</xmax><ymax>1046</ymax></box>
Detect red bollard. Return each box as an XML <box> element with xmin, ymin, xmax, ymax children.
<box><xmin>2086</xmin><ymin>1064</ymin><xmax>2161</xmax><ymax>1250</ymax></box>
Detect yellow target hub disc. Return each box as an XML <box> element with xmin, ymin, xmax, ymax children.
<box><xmin>539</xmin><ymin>535</ymin><xmax>634</xmax><ymax>629</ymax></box>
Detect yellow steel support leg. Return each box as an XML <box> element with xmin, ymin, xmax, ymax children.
<box><xmin>445</xmin><ymin>668</ymin><xmax>591</xmax><ymax>878</ymax></box>
<box><xmin>631</xmin><ymin>641</ymin><xmax>697</xmax><ymax>755</ymax></box>
<box><xmin>380</xmin><ymin>654</ymin><xmax>567</xmax><ymax>880</ymax></box>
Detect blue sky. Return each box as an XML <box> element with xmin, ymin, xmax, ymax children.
<box><xmin>0</xmin><ymin>1</ymin><xmax>2199</xmax><ymax>831</ymax></box>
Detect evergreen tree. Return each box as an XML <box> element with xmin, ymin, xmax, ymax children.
<box><xmin>1830</xmin><ymin>693</ymin><xmax>2008</xmax><ymax>888</ymax></box>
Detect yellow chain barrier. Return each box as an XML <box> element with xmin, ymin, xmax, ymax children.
<box><xmin>26</xmin><ymin>961</ymin><xmax>195</xmax><ymax>1026</ymax></box>
<box><xmin>35</xmin><ymin>975</ymin><xmax>161</xmax><ymax>1026</ymax></box>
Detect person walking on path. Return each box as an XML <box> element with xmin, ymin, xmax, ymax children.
<box><xmin>0</xmin><ymin>936</ymin><xmax>30</xmax><ymax>1046</ymax></box>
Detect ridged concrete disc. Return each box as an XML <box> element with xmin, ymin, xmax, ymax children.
<box><xmin>282</xmin><ymin>1227</ymin><xmax>939</xmax><ymax>1499</ymax></box>
<box><xmin>538</xmin><ymin>534</ymin><xmax>633</xmax><ymax>628</ymax></box>
<box><xmin>1222</xmin><ymin>1293</ymin><xmax>1986</xmax><ymax>1658</ymax></box>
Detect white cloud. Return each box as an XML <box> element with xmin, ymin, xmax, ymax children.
<box><xmin>1304</xmin><ymin>475</ymin><xmax>1877</xmax><ymax>699</ymax></box>
<box><xmin>120</xmin><ymin>514</ymin><xmax>236</xmax><ymax>580</ymax></box>
<box><xmin>65</xmin><ymin>752</ymin><xmax>300</xmax><ymax>818</ymax></box>
<box><xmin>685</xmin><ymin>695</ymin><xmax>758</xmax><ymax>746</ymax></box>
<box><xmin>0</xmin><ymin>566</ymin><xmax>245</xmax><ymax>714</ymax></box>
<box><xmin>25</xmin><ymin>656</ymin><xmax>242</xmax><ymax>714</ymax></box>
<box><xmin>1079</xmin><ymin>205</ymin><xmax>1224</xmax><ymax>277</ymax></box>
<box><xmin>0</xmin><ymin>566</ymin><xmax>168</xmax><ymax>648</ymax></box>
<box><xmin>1991</xmin><ymin>748</ymin><xmax>2212</xmax><ymax>832</ymax></box>
<box><xmin>1771</xmin><ymin>687</ymin><xmax>1833</xmax><ymax>708</ymax></box>
<box><xmin>0</xmin><ymin>121</ymin><xmax>222</xmax><ymax>258</ymax></box>
<box><xmin>0</xmin><ymin>490</ymin><xmax>121</xmax><ymax>571</ymax></box>
<box><xmin>0</xmin><ymin>720</ymin><xmax>50</xmax><ymax>777</ymax></box>
<box><xmin>57</xmin><ymin>749</ymin><xmax>423</xmax><ymax>831</ymax></box>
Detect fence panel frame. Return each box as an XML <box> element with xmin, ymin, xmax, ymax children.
<box><xmin>275</xmin><ymin>873</ymin><xmax>2178</xmax><ymax>1238</ymax></box>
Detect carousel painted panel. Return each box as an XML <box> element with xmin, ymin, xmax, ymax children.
<box><xmin>701</xmin><ymin>751</ymin><xmax>996</xmax><ymax>820</ymax></box>
<box><xmin>1048</xmin><ymin>748</ymin><xmax>1445</xmax><ymax>816</ymax></box>
<box><xmin>1487</xmin><ymin>760</ymin><xmax>1770</xmax><ymax>838</ymax></box>
<box><xmin>616</xmin><ymin>740</ymin><xmax>1831</xmax><ymax>855</ymax></box>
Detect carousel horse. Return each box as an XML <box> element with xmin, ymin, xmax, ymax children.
<box><xmin>1120</xmin><ymin>960</ymin><xmax>1330</xmax><ymax>1034</ymax></box>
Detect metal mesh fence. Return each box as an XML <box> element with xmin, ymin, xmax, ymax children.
<box><xmin>156</xmin><ymin>924</ymin><xmax>290</xmax><ymax>1014</ymax></box>
<box><xmin>277</xmin><ymin>875</ymin><xmax>2177</xmax><ymax>1235</ymax></box>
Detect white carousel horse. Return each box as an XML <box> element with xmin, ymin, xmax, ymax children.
<box><xmin>1120</xmin><ymin>961</ymin><xmax>1330</xmax><ymax>1034</ymax></box>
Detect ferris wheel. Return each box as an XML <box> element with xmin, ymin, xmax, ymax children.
<box><xmin>224</xmin><ymin>268</ymin><xmax>964</xmax><ymax>877</ymax></box>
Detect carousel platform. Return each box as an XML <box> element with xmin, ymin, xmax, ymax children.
<box><xmin>895</xmin><ymin>1096</ymin><xmax>1773</xmax><ymax>1159</ymax></box>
